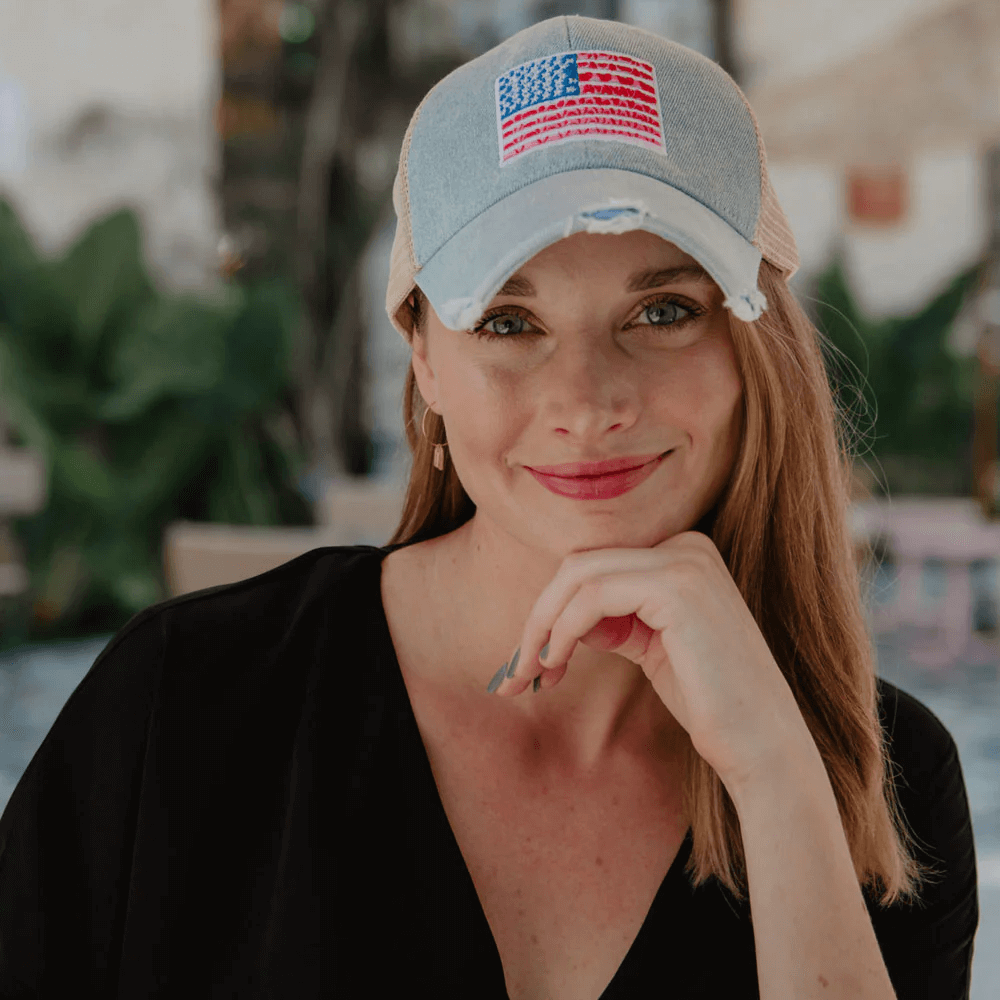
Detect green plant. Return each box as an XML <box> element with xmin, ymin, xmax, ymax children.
<box><xmin>0</xmin><ymin>201</ymin><xmax>314</xmax><ymax>648</ymax></box>
<box><xmin>812</xmin><ymin>254</ymin><xmax>982</xmax><ymax>495</ymax></box>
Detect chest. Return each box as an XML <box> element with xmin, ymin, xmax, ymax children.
<box><xmin>409</xmin><ymin>691</ymin><xmax>689</xmax><ymax>1000</ymax></box>
<box><xmin>380</xmin><ymin>546</ymin><xmax>689</xmax><ymax>999</ymax></box>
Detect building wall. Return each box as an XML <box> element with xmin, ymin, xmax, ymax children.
<box><xmin>0</xmin><ymin>0</ymin><xmax>222</xmax><ymax>293</ymax></box>
<box><xmin>739</xmin><ymin>0</ymin><xmax>988</xmax><ymax>324</ymax></box>
<box><xmin>738</xmin><ymin>0</ymin><xmax>962</xmax><ymax>87</ymax></box>
<box><xmin>767</xmin><ymin>151</ymin><xmax>986</xmax><ymax>325</ymax></box>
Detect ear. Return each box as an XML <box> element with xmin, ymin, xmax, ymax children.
<box><xmin>409</xmin><ymin>314</ymin><xmax>440</xmax><ymax>415</ymax></box>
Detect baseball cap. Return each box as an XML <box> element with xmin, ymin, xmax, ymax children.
<box><xmin>385</xmin><ymin>14</ymin><xmax>799</xmax><ymax>338</ymax></box>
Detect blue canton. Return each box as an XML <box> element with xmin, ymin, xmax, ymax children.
<box><xmin>497</xmin><ymin>54</ymin><xmax>580</xmax><ymax>121</ymax></box>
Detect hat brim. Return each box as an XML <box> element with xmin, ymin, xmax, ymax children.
<box><xmin>414</xmin><ymin>167</ymin><xmax>766</xmax><ymax>331</ymax></box>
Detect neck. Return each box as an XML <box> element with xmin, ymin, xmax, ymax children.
<box><xmin>421</xmin><ymin>516</ymin><xmax>689</xmax><ymax>773</ymax></box>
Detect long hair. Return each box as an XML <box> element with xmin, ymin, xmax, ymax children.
<box><xmin>386</xmin><ymin>260</ymin><xmax>934</xmax><ymax>906</ymax></box>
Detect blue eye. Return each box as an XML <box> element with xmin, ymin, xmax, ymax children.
<box><xmin>472</xmin><ymin>298</ymin><xmax>701</xmax><ymax>342</ymax></box>
<box><xmin>641</xmin><ymin>301</ymin><xmax>690</xmax><ymax>326</ymax></box>
<box><xmin>476</xmin><ymin>313</ymin><xmax>529</xmax><ymax>338</ymax></box>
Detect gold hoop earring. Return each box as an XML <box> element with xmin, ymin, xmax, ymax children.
<box><xmin>421</xmin><ymin>405</ymin><xmax>448</xmax><ymax>471</ymax></box>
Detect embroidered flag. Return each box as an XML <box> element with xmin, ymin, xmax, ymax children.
<box><xmin>495</xmin><ymin>51</ymin><xmax>665</xmax><ymax>165</ymax></box>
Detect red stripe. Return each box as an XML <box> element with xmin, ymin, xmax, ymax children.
<box><xmin>578</xmin><ymin>78</ymin><xmax>658</xmax><ymax>102</ymax></box>
<box><xmin>502</xmin><ymin>98</ymin><xmax>661</xmax><ymax>132</ymax></box>
<box><xmin>504</xmin><ymin>126</ymin><xmax>662</xmax><ymax>160</ymax></box>
<box><xmin>503</xmin><ymin>111</ymin><xmax>662</xmax><ymax>148</ymax></box>
<box><xmin>577</xmin><ymin>52</ymin><xmax>655</xmax><ymax>82</ymax></box>
<box><xmin>578</xmin><ymin>95</ymin><xmax>661</xmax><ymax>126</ymax></box>
<box><xmin>503</xmin><ymin>123</ymin><xmax>662</xmax><ymax>153</ymax></box>
<box><xmin>578</xmin><ymin>51</ymin><xmax>654</xmax><ymax>68</ymax></box>
<box><xmin>578</xmin><ymin>58</ymin><xmax>655</xmax><ymax>73</ymax></box>
<box><xmin>502</xmin><ymin>96</ymin><xmax>662</xmax><ymax>134</ymax></box>
<box><xmin>576</xmin><ymin>66</ymin><xmax>655</xmax><ymax>87</ymax></box>
<box><xmin>504</xmin><ymin>95</ymin><xmax>661</xmax><ymax>129</ymax></box>
<box><xmin>503</xmin><ymin>117</ymin><xmax>663</xmax><ymax>153</ymax></box>
<box><xmin>579</xmin><ymin>70</ymin><xmax>652</xmax><ymax>90</ymax></box>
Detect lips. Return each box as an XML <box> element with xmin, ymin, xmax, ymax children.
<box><xmin>526</xmin><ymin>451</ymin><xmax>673</xmax><ymax>500</ymax></box>
<box><xmin>525</xmin><ymin>453</ymin><xmax>666</xmax><ymax>478</ymax></box>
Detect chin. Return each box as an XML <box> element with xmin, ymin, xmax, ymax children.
<box><xmin>540</xmin><ymin>520</ymin><xmax>677</xmax><ymax>554</ymax></box>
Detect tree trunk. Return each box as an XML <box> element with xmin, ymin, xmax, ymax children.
<box><xmin>972</xmin><ymin>144</ymin><xmax>1000</xmax><ymax>518</ymax></box>
<box><xmin>292</xmin><ymin>0</ymin><xmax>366</xmax><ymax>478</ymax></box>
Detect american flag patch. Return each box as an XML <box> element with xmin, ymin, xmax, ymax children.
<box><xmin>496</xmin><ymin>50</ymin><xmax>665</xmax><ymax>165</ymax></box>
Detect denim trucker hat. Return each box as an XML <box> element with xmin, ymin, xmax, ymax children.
<box><xmin>385</xmin><ymin>15</ymin><xmax>799</xmax><ymax>337</ymax></box>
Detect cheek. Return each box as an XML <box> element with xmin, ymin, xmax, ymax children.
<box><xmin>707</xmin><ymin>364</ymin><xmax>743</xmax><ymax>428</ymax></box>
<box><xmin>651</xmin><ymin>345</ymin><xmax>742</xmax><ymax>431</ymax></box>
<box><xmin>440</xmin><ymin>361</ymin><xmax>526</xmax><ymax>451</ymax></box>
<box><xmin>701</xmin><ymin>359</ymin><xmax>744</xmax><ymax>466</ymax></box>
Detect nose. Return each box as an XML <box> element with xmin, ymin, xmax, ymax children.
<box><xmin>541</xmin><ymin>339</ymin><xmax>639</xmax><ymax>439</ymax></box>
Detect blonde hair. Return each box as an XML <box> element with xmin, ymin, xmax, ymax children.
<box><xmin>387</xmin><ymin>261</ymin><xmax>934</xmax><ymax>906</ymax></box>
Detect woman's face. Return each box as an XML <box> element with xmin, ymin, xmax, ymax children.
<box><xmin>410</xmin><ymin>229</ymin><xmax>744</xmax><ymax>553</ymax></box>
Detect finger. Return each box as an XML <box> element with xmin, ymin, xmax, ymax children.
<box><xmin>497</xmin><ymin>551</ymin><xmax>667</xmax><ymax>695</ymax></box>
<box><xmin>498</xmin><ymin>570</ymin><xmax>659</xmax><ymax>696</ymax></box>
<box><xmin>493</xmin><ymin>548</ymin><xmax>678</xmax><ymax>697</ymax></box>
<box><xmin>540</xmin><ymin>574</ymin><xmax>656</xmax><ymax>671</ymax></box>
<box><xmin>494</xmin><ymin>632</ymin><xmax>554</xmax><ymax>697</ymax></box>
<box><xmin>535</xmin><ymin>660</ymin><xmax>568</xmax><ymax>691</ymax></box>
<box><xmin>533</xmin><ymin>615</ymin><xmax>635</xmax><ymax>692</ymax></box>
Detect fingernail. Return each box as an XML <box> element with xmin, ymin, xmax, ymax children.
<box><xmin>487</xmin><ymin>663</ymin><xmax>508</xmax><ymax>693</ymax></box>
<box><xmin>533</xmin><ymin>675</ymin><xmax>542</xmax><ymax>693</ymax></box>
<box><xmin>539</xmin><ymin>642</ymin><xmax>550</xmax><ymax>661</ymax></box>
<box><xmin>506</xmin><ymin>647</ymin><xmax>520</xmax><ymax>679</ymax></box>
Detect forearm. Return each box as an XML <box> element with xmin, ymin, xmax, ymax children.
<box><xmin>726</xmin><ymin>743</ymin><xmax>897</xmax><ymax>1000</ymax></box>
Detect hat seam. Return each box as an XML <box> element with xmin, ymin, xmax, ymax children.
<box><xmin>386</xmin><ymin>85</ymin><xmax>441</xmax><ymax>340</ymax></box>
<box><xmin>399</xmin><ymin>90</ymin><xmax>436</xmax><ymax>274</ymax></box>
<box><xmin>731</xmin><ymin>77</ymin><xmax>800</xmax><ymax>275</ymax></box>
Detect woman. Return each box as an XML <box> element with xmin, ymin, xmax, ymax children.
<box><xmin>0</xmin><ymin>14</ymin><xmax>978</xmax><ymax>1000</ymax></box>
<box><xmin>376</xmin><ymin>13</ymin><xmax>979</xmax><ymax>998</ymax></box>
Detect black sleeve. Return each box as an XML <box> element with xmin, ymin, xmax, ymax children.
<box><xmin>0</xmin><ymin>609</ymin><xmax>166</xmax><ymax>998</ymax></box>
<box><xmin>868</xmin><ymin>680</ymin><xmax>980</xmax><ymax>1000</ymax></box>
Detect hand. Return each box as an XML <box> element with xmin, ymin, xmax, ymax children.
<box><xmin>494</xmin><ymin>531</ymin><xmax>815</xmax><ymax>790</ymax></box>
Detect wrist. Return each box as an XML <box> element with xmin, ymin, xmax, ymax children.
<box><xmin>721</xmin><ymin>734</ymin><xmax>831</xmax><ymax>814</ymax></box>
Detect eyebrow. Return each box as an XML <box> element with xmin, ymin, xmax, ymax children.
<box><xmin>494</xmin><ymin>264</ymin><xmax>715</xmax><ymax>298</ymax></box>
<box><xmin>496</xmin><ymin>273</ymin><xmax>537</xmax><ymax>296</ymax></box>
<box><xmin>626</xmin><ymin>265</ymin><xmax>715</xmax><ymax>292</ymax></box>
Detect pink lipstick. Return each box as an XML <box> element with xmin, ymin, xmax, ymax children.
<box><xmin>525</xmin><ymin>451</ymin><xmax>672</xmax><ymax>500</ymax></box>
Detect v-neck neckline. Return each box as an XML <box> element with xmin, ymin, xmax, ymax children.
<box><xmin>367</xmin><ymin>542</ymin><xmax>694</xmax><ymax>998</ymax></box>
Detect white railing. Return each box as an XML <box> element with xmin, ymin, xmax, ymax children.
<box><xmin>852</xmin><ymin>497</ymin><xmax>1000</xmax><ymax>667</ymax></box>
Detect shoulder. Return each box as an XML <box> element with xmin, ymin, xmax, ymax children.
<box><xmin>0</xmin><ymin>544</ymin><xmax>388</xmax><ymax>825</ymax></box>
<box><xmin>0</xmin><ymin>544</ymin><xmax>391</xmax><ymax>992</ymax></box>
<box><xmin>873</xmin><ymin>677</ymin><xmax>971</xmax><ymax>872</ymax></box>
<box><xmin>868</xmin><ymin>678</ymin><xmax>979</xmax><ymax>996</ymax></box>
<box><xmin>71</xmin><ymin>543</ymin><xmax>387</xmax><ymax>709</ymax></box>
<box><xmin>875</xmin><ymin>676</ymin><xmax>954</xmax><ymax>750</ymax></box>
<box><xmin>152</xmin><ymin>543</ymin><xmax>388</xmax><ymax>640</ymax></box>
<box><xmin>873</xmin><ymin>678</ymin><xmax>977</xmax><ymax>876</ymax></box>
<box><xmin>875</xmin><ymin>677</ymin><xmax>960</xmax><ymax>785</ymax></box>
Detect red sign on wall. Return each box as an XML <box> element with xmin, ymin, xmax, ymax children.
<box><xmin>847</xmin><ymin>166</ymin><xmax>907</xmax><ymax>225</ymax></box>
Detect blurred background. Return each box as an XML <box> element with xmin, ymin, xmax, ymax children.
<box><xmin>0</xmin><ymin>0</ymin><xmax>997</xmax><ymax>990</ymax></box>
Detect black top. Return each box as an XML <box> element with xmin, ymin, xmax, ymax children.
<box><xmin>0</xmin><ymin>543</ymin><xmax>979</xmax><ymax>998</ymax></box>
